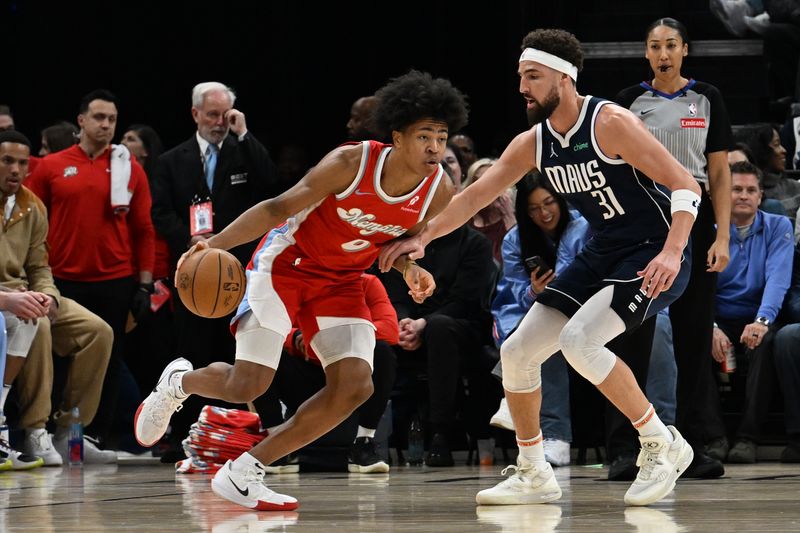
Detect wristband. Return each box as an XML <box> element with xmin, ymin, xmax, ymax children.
<box><xmin>670</xmin><ymin>188</ymin><xmax>701</xmax><ymax>219</ymax></box>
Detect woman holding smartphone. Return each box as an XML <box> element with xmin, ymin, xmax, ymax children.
<box><xmin>490</xmin><ymin>172</ymin><xmax>589</xmax><ymax>466</ymax></box>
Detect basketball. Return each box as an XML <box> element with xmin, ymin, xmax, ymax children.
<box><xmin>176</xmin><ymin>248</ymin><xmax>246</xmax><ymax>318</ymax></box>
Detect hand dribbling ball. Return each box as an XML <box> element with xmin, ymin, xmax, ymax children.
<box><xmin>176</xmin><ymin>248</ymin><xmax>246</xmax><ymax>318</ymax></box>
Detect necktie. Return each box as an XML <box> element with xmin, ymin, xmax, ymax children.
<box><xmin>205</xmin><ymin>144</ymin><xmax>218</xmax><ymax>191</ymax></box>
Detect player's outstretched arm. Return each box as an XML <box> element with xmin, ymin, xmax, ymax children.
<box><xmin>378</xmin><ymin>129</ymin><xmax>537</xmax><ymax>271</ymax></box>
<box><xmin>595</xmin><ymin>105</ymin><xmax>701</xmax><ymax>297</ymax></box>
<box><xmin>175</xmin><ymin>145</ymin><xmax>363</xmax><ymax>277</ymax></box>
<box><xmin>205</xmin><ymin>145</ymin><xmax>363</xmax><ymax>252</ymax></box>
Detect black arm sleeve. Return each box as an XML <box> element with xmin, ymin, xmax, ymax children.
<box><xmin>701</xmin><ymin>83</ymin><xmax>733</xmax><ymax>154</ymax></box>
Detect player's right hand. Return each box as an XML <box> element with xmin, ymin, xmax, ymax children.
<box><xmin>379</xmin><ymin>235</ymin><xmax>426</xmax><ymax>272</ymax></box>
<box><xmin>405</xmin><ymin>264</ymin><xmax>436</xmax><ymax>303</ymax></box>
<box><xmin>175</xmin><ymin>240</ymin><xmax>210</xmax><ymax>287</ymax></box>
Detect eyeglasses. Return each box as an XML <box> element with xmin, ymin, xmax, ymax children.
<box><xmin>528</xmin><ymin>197</ymin><xmax>558</xmax><ymax>216</ymax></box>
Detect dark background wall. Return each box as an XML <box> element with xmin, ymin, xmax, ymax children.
<box><xmin>0</xmin><ymin>0</ymin><xmax>753</xmax><ymax>162</ymax></box>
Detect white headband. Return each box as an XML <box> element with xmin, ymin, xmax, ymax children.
<box><xmin>519</xmin><ymin>48</ymin><xmax>578</xmax><ymax>81</ymax></box>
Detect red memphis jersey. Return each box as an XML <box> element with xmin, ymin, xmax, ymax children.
<box><xmin>253</xmin><ymin>141</ymin><xmax>444</xmax><ymax>279</ymax></box>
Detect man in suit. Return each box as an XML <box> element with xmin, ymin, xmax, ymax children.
<box><xmin>151</xmin><ymin>82</ymin><xmax>282</xmax><ymax>458</ymax></box>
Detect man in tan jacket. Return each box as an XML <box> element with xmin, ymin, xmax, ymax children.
<box><xmin>0</xmin><ymin>131</ymin><xmax>114</xmax><ymax>465</ymax></box>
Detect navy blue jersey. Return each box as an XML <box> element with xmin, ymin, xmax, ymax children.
<box><xmin>535</xmin><ymin>96</ymin><xmax>672</xmax><ymax>247</ymax></box>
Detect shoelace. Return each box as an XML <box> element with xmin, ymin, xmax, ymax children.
<box><xmin>242</xmin><ymin>464</ymin><xmax>274</xmax><ymax>492</ymax></box>
<box><xmin>636</xmin><ymin>445</ymin><xmax>664</xmax><ymax>480</ymax></box>
<box><xmin>501</xmin><ymin>462</ymin><xmax>534</xmax><ymax>478</ymax></box>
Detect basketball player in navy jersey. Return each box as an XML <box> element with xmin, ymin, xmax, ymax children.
<box><xmin>380</xmin><ymin>29</ymin><xmax>701</xmax><ymax>507</ymax></box>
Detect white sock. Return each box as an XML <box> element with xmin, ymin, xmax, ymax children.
<box><xmin>0</xmin><ymin>384</ymin><xmax>10</xmax><ymax>412</ymax></box>
<box><xmin>633</xmin><ymin>404</ymin><xmax>673</xmax><ymax>442</ymax></box>
<box><xmin>232</xmin><ymin>451</ymin><xmax>265</xmax><ymax>472</ymax></box>
<box><xmin>517</xmin><ymin>431</ymin><xmax>546</xmax><ymax>465</ymax></box>
<box><xmin>356</xmin><ymin>426</ymin><xmax>375</xmax><ymax>439</ymax></box>
<box><xmin>170</xmin><ymin>372</ymin><xmax>189</xmax><ymax>399</ymax></box>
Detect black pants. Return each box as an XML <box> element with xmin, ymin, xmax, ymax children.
<box><xmin>398</xmin><ymin>314</ymin><xmax>501</xmax><ymax>439</ymax></box>
<box><xmin>706</xmin><ymin>318</ymin><xmax>778</xmax><ymax>443</ymax></box>
<box><xmin>604</xmin><ymin>315</ymin><xmax>657</xmax><ymax>459</ymax></box>
<box><xmin>253</xmin><ymin>340</ymin><xmax>397</xmax><ymax>432</ymax></box>
<box><xmin>669</xmin><ymin>189</ymin><xmax>719</xmax><ymax>447</ymax></box>
<box><xmin>55</xmin><ymin>276</ymin><xmax>136</xmax><ymax>441</ymax></box>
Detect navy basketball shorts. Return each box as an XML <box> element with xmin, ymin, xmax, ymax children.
<box><xmin>537</xmin><ymin>237</ymin><xmax>692</xmax><ymax>330</ymax></box>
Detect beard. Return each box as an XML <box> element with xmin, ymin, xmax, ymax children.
<box><xmin>526</xmin><ymin>85</ymin><xmax>560</xmax><ymax>126</ymax></box>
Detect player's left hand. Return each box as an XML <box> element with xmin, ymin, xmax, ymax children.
<box><xmin>379</xmin><ymin>235</ymin><xmax>426</xmax><ymax>272</ymax></box>
<box><xmin>226</xmin><ymin>109</ymin><xmax>248</xmax><ymax>137</ymax></box>
<box><xmin>637</xmin><ymin>249</ymin><xmax>681</xmax><ymax>298</ymax></box>
<box><xmin>404</xmin><ymin>264</ymin><xmax>436</xmax><ymax>304</ymax></box>
<box><xmin>706</xmin><ymin>236</ymin><xmax>730</xmax><ymax>273</ymax></box>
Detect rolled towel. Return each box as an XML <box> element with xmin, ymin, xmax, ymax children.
<box><xmin>110</xmin><ymin>143</ymin><xmax>132</xmax><ymax>214</ymax></box>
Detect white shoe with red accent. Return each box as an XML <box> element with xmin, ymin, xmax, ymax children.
<box><xmin>211</xmin><ymin>460</ymin><xmax>299</xmax><ymax>511</ymax></box>
<box><xmin>134</xmin><ymin>357</ymin><xmax>192</xmax><ymax>447</ymax></box>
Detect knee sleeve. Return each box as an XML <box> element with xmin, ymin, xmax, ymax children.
<box><xmin>500</xmin><ymin>303</ymin><xmax>567</xmax><ymax>393</ymax></box>
<box><xmin>559</xmin><ymin>320</ymin><xmax>617</xmax><ymax>385</ymax></box>
<box><xmin>500</xmin><ymin>331</ymin><xmax>542</xmax><ymax>393</ymax></box>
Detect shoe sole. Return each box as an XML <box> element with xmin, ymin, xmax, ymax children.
<box><xmin>264</xmin><ymin>464</ymin><xmax>300</xmax><ymax>474</ymax></box>
<box><xmin>489</xmin><ymin>416</ymin><xmax>514</xmax><ymax>432</ymax></box>
<box><xmin>348</xmin><ymin>461</ymin><xmax>390</xmax><ymax>473</ymax></box>
<box><xmin>11</xmin><ymin>458</ymin><xmax>45</xmax><ymax>470</ymax></box>
<box><xmin>624</xmin><ymin>443</ymin><xmax>694</xmax><ymax>506</ymax></box>
<box><xmin>475</xmin><ymin>486</ymin><xmax>562</xmax><ymax>505</ymax></box>
<box><xmin>210</xmin><ymin>475</ymin><xmax>299</xmax><ymax>511</ymax></box>
<box><xmin>134</xmin><ymin>358</ymin><xmax>192</xmax><ymax>447</ymax></box>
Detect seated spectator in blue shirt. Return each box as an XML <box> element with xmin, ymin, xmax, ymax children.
<box><xmin>705</xmin><ymin>161</ymin><xmax>794</xmax><ymax>463</ymax></box>
<box><xmin>490</xmin><ymin>172</ymin><xmax>589</xmax><ymax>466</ymax></box>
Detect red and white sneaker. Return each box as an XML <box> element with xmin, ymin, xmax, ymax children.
<box><xmin>211</xmin><ymin>460</ymin><xmax>299</xmax><ymax>511</ymax></box>
<box><xmin>134</xmin><ymin>357</ymin><xmax>193</xmax><ymax>447</ymax></box>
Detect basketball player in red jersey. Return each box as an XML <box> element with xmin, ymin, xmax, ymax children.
<box><xmin>135</xmin><ymin>70</ymin><xmax>469</xmax><ymax>510</ymax></box>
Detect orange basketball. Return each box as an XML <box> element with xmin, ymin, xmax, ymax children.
<box><xmin>176</xmin><ymin>248</ymin><xmax>246</xmax><ymax>318</ymax></box>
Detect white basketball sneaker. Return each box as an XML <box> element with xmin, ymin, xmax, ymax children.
<box><xmin>475</xmin><ymin>458</ymin><xmax>562</xmax><ymax>505</ymax></box>
<box><xmin>211</xmin><ymin>459</ymin><xmax>299</xmax><ymax>511</ymax></box>
<box><xmin>24</xmin><ymin>428</ymin><xmax>63</xmax><ymax>466</ymax></box>
<box><xmin>134</xmin><ymin>357</ymin><xmax>193</xmax><ymax>447</ymax></box>
<box><xmin>624</xmin><ymin>426</ymin><xmax>694</xmax><ymax>506</ymax></box>
<box><xmin>489</xmin><ymin>398</ymin><xmax>515</xmax><ymax>432</ymax></box>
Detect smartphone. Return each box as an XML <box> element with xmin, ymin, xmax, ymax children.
<box><xmin>524</xmin><ymin>255</ymin><xmax>551</xmax><ymax>274</ymax></box>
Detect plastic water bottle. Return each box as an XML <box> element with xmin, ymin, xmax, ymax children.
<box><xmin>407</xmin><ymin>416</ymin><xmax>424</xmax><ymax>466</ymax></box>
<box><xmin>68</xmin><ymin>407</ymin><xmax>83</xmax><ymax>466</ymax></box>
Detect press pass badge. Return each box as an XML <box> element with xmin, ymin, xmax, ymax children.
<box><xmin>190</xmin><ymin>201</ymin><xmax>213</xmax><ymax>236</ymax></box>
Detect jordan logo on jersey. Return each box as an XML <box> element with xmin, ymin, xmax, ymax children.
<box><xmin>336</xmin><ymin>207</ymin><xmax>407</xmax><ymax>237</ymax></box>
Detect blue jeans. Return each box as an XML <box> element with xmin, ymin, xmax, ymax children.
<box><xmin>774</xmin><ymin>324</ymin><xmax>800</xmax><ymax>436</ymax></box>
<box><xmin>646</xmin><ymin>313</ymin><xmax>677</xmax><ymax>426</ymax></box>
<box><xmin>541</xmin><ymin>352</ymin><xmax>572</xmax><ymax>442</ymax></box>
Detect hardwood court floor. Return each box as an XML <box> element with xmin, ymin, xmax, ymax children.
<box><xmin>3</xmin><ymin>462</ymin><xmax>800</xmax><ymax>531</ymax></box>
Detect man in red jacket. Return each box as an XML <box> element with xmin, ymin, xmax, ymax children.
<box><xmin>26</xmin><ymin>89</ymin><xmax>155</xmax><ymax>448</ymax></box>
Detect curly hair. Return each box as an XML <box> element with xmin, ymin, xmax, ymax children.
<box><xmin>520</xmin><ymin>29</ymin><xmax>584</xmax><ymax>73</ymax></box>
<box><xmin>371</xmin><ymin>70</ymin><xmax>469</xmax><ymax>137</ymax></box>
